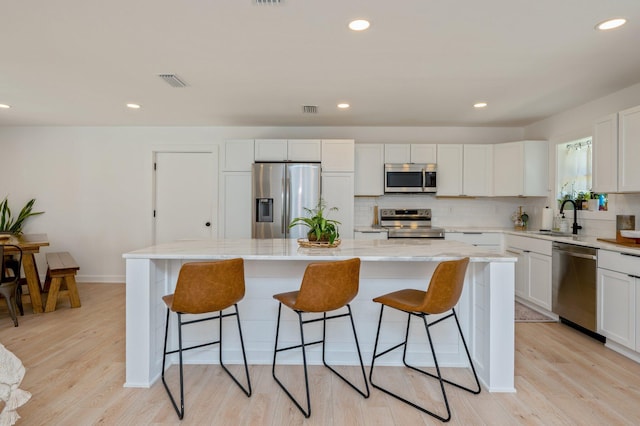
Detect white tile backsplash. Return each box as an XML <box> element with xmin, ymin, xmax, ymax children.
<box><xmin>355</xmin><ymin>193</ymin><xmax>640</xmax><ymax>238</ymax></box>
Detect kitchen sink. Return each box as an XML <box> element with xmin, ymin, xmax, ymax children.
<box><xmin>528</xmin><ymin>230</ymin><xmax>573</xmax><ymax>237</ymax></box>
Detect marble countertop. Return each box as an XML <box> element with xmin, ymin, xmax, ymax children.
<box><xmin>123</xmin><ymin>238</ymin><xmax>516</xmax><ymax>262</ymax></box>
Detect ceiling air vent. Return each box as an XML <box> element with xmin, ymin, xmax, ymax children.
<box><xmin>255</xmin><ymin>0</ymin><xmax>282</xmax><ymax>4</ymax></box>
<box><xmin>302</xmin><ymin>105</ymin><xmax>318</xmax><ymax>114</ymax></box>
<box><xmin>157</xmin><ymin>74</ymin><xmax>188</xmax><ymax>88</ymax></box>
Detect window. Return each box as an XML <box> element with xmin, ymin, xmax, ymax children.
<box><xmin>556</xmin><ymin>137</ymin><xmax>607</xmax><ymax>210</ymax></box>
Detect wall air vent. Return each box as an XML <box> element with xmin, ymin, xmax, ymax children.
<box><xmin>157</xmin><ymin>74</ymin><xmax>188</xmax><ymax>88</ymax></box>
<box><xmin>256</xmin><ymin>0</ymin><xmax>282</xmax><ymax>4</ymax></box>
<box><xmin>302</xmin><ymin>105</ymin><xmax>318</xmax><ymax>114</ymax></box>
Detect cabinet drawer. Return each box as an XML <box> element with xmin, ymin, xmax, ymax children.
<box><xmin>599</xmin><ymin>249</ymin><xmax>640</xmax><ymax>276</ymax></box>
<box><xmin>504</xmin><ymin>235</ymin><xmax>552</xmax><ymax>256</ymax></box>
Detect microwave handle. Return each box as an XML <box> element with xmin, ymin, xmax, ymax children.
<box><xmin>422</xmin><ymin>168</ymin><xmax>426</xmax><ymax>192</ymax></box>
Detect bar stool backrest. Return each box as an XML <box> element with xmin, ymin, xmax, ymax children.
<box><xmin>294</xmin><ymin>258</ymin><xmax>361</xmax><ymax>313</ymax></box>
<box><xmin>1</xmin><ymin>244</ymin><xmax>22</xmax><ymax>283</ymax></box>
<box><xmin>420</xmin><ymin>257</ymin><xmax>469</xmax><ymax>315</ymax></box>
<box><xmin>171</xmin><ymin>258</ymin><xmax>245</xmax><ymax>314</ymax></box>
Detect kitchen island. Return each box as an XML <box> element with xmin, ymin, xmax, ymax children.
<box><xmin>123</xmin><ymin>238</ymin><xmax>516</xmax><ymax>392</ymax></box>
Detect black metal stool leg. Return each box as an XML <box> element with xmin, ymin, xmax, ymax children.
<box><xmin>272</xmin><ymin>303</ymin><xmax>312</xmax><ymax>418</ymax></box>
<box><xmin>321</xmin><ymin>306</ymin><xmax>370</xmax><ymax>398</ymax></box>
<box><xmin>219</xmin><ymin>305</ymin><xmax>252</xmax><ymax>396</ymax></box>
<box><xmin>162</xmin><ymin>309</ymin><xmax>185</xmax><ymax>419</ymax></box>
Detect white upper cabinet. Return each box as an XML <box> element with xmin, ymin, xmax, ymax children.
<box><xmin>436</xmin><ymin>144</ymin><xmax>463</xmax><ymax>196</ymax></box>
<box><xmin>322</xmin><ymin>139</ymin><xmax>355</xmax><ymax>172</ymax></box>
<box><xmin>618</xmin><ymin>105</ymin><xmax>640</xmax><ymax>192</ymax></box>
<box><xmin>410</xmin><ymin>144</ymin><xmax>437</xmax><ymax>164</ymax></box>
<box><xmin>223</xmin><ymin>139</ymin><xmax>255</xmax><ymax>172</ymax></box>
<box><xmin>493</xmin><ymin>140</ymin><xmax>548</xmax><ymax>197</ymax></box>
<box><xmin>384</xmin><ymin>144</ymin><xmax>436</xmax><ymax>164</ymax></box>
<box><xmin>464</xmin><ymin>144</ymin><xmax>493</xmax><ymax>196</ymax></box>
<box><xmin>254</xmin><ymin>139</ymin><xmax>321</xmax><ymax>162</ymax></box>
<box><xmin>592</xmin><ymin>113</ymin><xmax>618</xmax><ymax>193</ymax></box>
<box><xmin>355</xmin><ymin>144</ymin><xmax>384</xmax><ymax>196</ymax></box>
<box><xmin>287</xmin><ymin>139</ymin><xmax>322</xmax><ymax>162</ymax></box>
<box><xmin>436</xmin><ymin>144</ymin><xmax>493</xmax><ymax>197</ymax></box>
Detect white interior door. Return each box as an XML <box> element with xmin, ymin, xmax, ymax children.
<box><xmin>154</xmin><ymin>151</ymin><xmax>218</xmax><ymax>244</ymax></box>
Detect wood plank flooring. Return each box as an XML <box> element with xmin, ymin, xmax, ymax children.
<box><xmin>2</xmin><ymin>283</ymin><xmax>640</xmax><ymax>425</ymax></box>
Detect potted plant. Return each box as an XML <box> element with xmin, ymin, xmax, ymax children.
<box><xmin>289</xmin><ymin>199</ymin><xmax>341</xmax><ymax>245</ymax></box>
<box><xmin>0</xmin><ymin>197</ymin><xmax>44</xmax><ymax>235</ymax></box>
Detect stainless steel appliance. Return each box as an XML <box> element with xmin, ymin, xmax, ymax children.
<box><xmin>552</xmin><ymin>242</ymin><xmax>603</xmax><ymax>339</ymax></box>
<box><xmin>252</xmin><ymin>162</ymin><xmax>321</xmax><ymax>239</ymax></box>
<box><xmin>380</xmin><ymin>208</ymin><xmax>444</xmax><ymax>238</ymax></box>
<box><xmin>384</xmin><ymin>163</ymin><xmax>436</xmax><ymax>194</ymax></box>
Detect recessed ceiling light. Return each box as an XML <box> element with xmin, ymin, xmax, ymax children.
<box><xmin>349</xmin><ymin>19</ymin><xmax>370</xmax><ymax>31</ymax></box>
<box><xmin>596</xmin><ymin>18</ymin><xmax>627</xmax><ymax>31</ymax></box>
<box><xmin>0</xmin><ymin>104</ymin><xmax>10</xmax><ymax>109</ymax></box>
<box><xmin>337</xmin><ymin>103</ymin><xmax>350</xmax><ymax>109</ymax></box>
<box><xmin>126</xmin><ymin>103</ymin><xmax>141</xmax><ymax>109</ymax></box>
<box><xmin>474</xmin><ymin>102</ymin><xmax>488</xmax><ymax>108</ymax></box>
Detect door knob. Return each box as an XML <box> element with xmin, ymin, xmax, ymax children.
<box><xmin>205</xmin><ymin>222</ymin><xmax>211</xmax><ymax>227</ymax></box>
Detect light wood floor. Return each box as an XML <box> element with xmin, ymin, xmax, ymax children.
<box><xmin>2</xmin><ymin>283</ymin><xmax>640</xmax><ymax>425</ymax></box>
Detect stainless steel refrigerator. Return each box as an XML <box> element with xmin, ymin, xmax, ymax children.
<box><xmin>252</xmin><ymin>162</ymin><xmax>321</xmax><ymax>239</ymax></box>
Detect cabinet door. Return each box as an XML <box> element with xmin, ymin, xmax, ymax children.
<box><xmin>355</xmin><ymin>144</ymin><xmax>384</xmax><ymax>196</ymax></box>
<box><xmin>321</xmin><ymin>172</ymin><xmax>354</xmax><ymax>238</ymax></box>
<box><xmin>221</xmin><ymin>172</ymin><xmax>252</xmax><ymax>238</ymax></box>
<box><xmin>618</xmin><ymin>105</ymin><xmax>640</xmax><ymax>192</ymax></box>
<box><xmin>598</xmin><ymin>268</ymin><xmax>635</xmax><ymax>349</ymax></box>
<box><xmin>592</xmin><ymin>113</ymin><xmax>618</xmax><ymax>193</ymax></box>
<box><xmin>522</xmin><ymin>140</ymin><xmax>549</xmax><ymax>196</ymax></box>
<box><xmin>507</xmin><ymin>247</ymin><xmax>528</xmax><ymax>299</ymax></box>
<box><xmin>288</xmin><ymin>139</ymin><xmax>321</xmax><ymax>162</ymax></box>
<box><xmin>384</xmin><ymin>144</ymin><xmax>411</xmax><ymax>163</ymax></box>
<box><xmin>493</xmin><ymin>142</ymin><xmax>523</xmax><ymax>196</ymax></box>
<box><xmin>436</xmin><ymin>144</ymin><xmax>463</xmax><ymax>196</ymax></box>
<box><xmin>223</xmin><ymin>139</ymin><xmax>254</xmax><ymax>172</ymax></box>
<box><xmin>463</xmin><ymin>144</ymin><xmax>493</xmax><ymax>196</ymax></box>
<box><xmin>322</xmin><ymin>140</ymin><xmax>355</xmax><ymax>172</ymax></box>
<box><xmin>255</xmin><ymin>139</ymin><xmax>287</xmax><ymax>161</ymax></box>
<box><xmin>527</xmin><ymin>252</ymin><xmax>552</xmax><ymax>310</ymax></box>
<box><xmin>411</xmin><ymin>144</ymin><xmax>437</xmax><ymax>163</ymax></box>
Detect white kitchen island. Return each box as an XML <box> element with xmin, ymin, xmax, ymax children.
<box><xmin>123</xmin><ymin>238</ymin><xmax>516</xmax><ymax>392</ymax></box>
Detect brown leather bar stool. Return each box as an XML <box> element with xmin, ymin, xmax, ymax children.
<box><xmin>369</xmin><ymin>257</ymin><xmax>480</xmax><ymax>422</ymax></box>
<box><xmin>161</xmin><ymin>258</ymin><xmax>252</xmax><ymax>420</ymax></box>
<box><xmin>272</xmin><ymin>258</ymin><xmax>369</xmax><ymax>418</ymax></box>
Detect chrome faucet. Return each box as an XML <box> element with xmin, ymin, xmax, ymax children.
<box><xmin>559</xmin><ymin>199</ymin><xmax>582</xmax><ymax>235</ymax></box>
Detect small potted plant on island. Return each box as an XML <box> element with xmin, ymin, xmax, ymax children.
<box><xmin>289</xmin><ymin>199</ymin><xmax>341</xmax><ymax>247</ymax></box>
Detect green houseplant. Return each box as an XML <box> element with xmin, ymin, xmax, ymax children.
<box><xmin>0</xmin><ymin>197</ymin><xmax>44</xmax><ymax>235</ymax></box>
<box><xmin>289</xmin><ymin>199</ymin><xmax>341</xmax><ymax>244</ymax></box>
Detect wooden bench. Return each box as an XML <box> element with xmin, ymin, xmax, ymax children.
<box><xmin>44</xmin><ymin>252</ymin><xmax>81</xmax><ymax>313</ymax></box>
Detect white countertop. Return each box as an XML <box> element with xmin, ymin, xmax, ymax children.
<box><xmin>123</xmin><ymin>238</ymin><xmax>515</xmax><ymax>262</ymax></box>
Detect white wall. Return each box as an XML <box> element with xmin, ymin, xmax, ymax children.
<box><xmin>0</xmin><ymin>125</ymin><xmax>523</xmax><ymax>282</ymax></box>
<box><xmin>524</xmin><ymin>81</ymin><xmax>640</xmax><ymax>238</ymax></box>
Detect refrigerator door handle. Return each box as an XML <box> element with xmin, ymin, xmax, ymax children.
<box><xmin>283</xmin><ymin>169</ymin><xmax>289</xmax><ymax>234</ymax></box>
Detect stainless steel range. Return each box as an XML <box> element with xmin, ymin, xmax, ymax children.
<box><xmin>380</xmin><ymin>208</ymin><xmax>444</xmax><ymax>239</ymax></box>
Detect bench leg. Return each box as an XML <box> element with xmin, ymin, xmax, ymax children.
<box><xmin>44</xmin><ymin>276</ymin><xmax>63</xmax><ymax>313</ymax></box>
<box><xmin>64</xmin><ymin>275</ymin><xmax>81</xmax><ymax>308</ymax></box>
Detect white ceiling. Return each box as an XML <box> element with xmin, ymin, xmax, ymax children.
<box><xmin>2</xmin><ymin>0</ymin><xmax>640</xmax><ymax>127</ymax></box>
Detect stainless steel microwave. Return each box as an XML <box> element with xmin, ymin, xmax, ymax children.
<box><xmin>384</xmin><ymin>163</ymin><xmax>437</xmax><ymax>193</ymax></box>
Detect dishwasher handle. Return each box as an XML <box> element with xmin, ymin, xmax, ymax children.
<box><xmin>554</xmin><ymin>249</ymin><xmax>597</xmax><ymax>261</ymax></box>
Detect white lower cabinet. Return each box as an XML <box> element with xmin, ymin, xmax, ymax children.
<box><xmin>597</xmin><ymin>249</ymin><xmax>640</xmax><ymax>351</ymax></box>
<box><xmin>504</xmin><ymin>234</ymin><xmax>552</xmax><ymax>310</ymax></box>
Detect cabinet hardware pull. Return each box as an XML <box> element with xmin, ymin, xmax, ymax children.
<box><xmin>621</xmin><ymin>252</ymin><xmax>640</xmax><ymax>258</ymax></box>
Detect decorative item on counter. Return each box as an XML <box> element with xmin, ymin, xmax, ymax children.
<box><xmin>372</xmin><ymin>205</ymin><xmax>379</xmax><ymax>226</ymax></box>
<box><xmin>290</xmin><ymin>198</ymin><xmax>341</xmax><ymax>247</ymax></box>
<box><xmin>512</xmin><ymin>206</ymin><xmax>528</xmax><ymax>231</ymax></box>
<box><xmin>616</xmin><ymin>215</ymin><xmax>636</xmax><ymax>242</ymax></box>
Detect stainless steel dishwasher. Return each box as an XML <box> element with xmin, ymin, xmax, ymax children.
<box><xmin>552</xmin><ymin>242</ymin><xmax>603</xmax><ymax>340</ymax></box>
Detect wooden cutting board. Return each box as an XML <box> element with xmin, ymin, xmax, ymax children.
<box><xmin>597</xmin><ymin>238</ymin><xmax>640</xmax><ymax>248</ymax></box>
